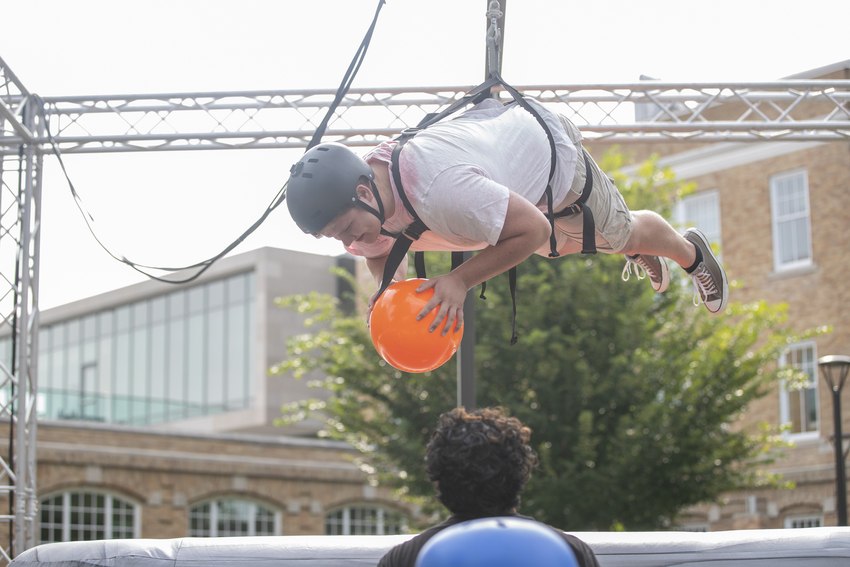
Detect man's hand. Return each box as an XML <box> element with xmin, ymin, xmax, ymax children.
<box><xmin>409</xmin><ymin>192</ymin><xmax>549</xmax><ymax>334</ymax></box>
<box><xmin>366</xmin><ymin>287</ymin><xmax>384</xmax><ymax>326</ymax></box>
<box><xmin>365</xmin><ymin>255</ymin><xmax>408</xmax><ymax>326</ymax></box>
<box><xmin>415</xmin><ymin>273</ymin><xmax>467</xmax><ymax>335</ymax></box>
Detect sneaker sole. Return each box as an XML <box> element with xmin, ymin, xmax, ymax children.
<box><xmin>685</xmin><ymin>228</ymin><xmax>728</xmax><ymax>314</ymax></box>
<box><xmin>654</xmin><ymin>257</ymin><xmax>670</xmax><ymax>293</ymax></box>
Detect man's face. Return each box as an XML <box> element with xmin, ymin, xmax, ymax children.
<box><xmin>318</xmin><ymin>197</ymin><xmax>380</xmax><ymax>248</ymax></box>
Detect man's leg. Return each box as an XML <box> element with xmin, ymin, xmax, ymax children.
<box><xmin>620</xmin><ymin>210</ymin><xmax>695</xmax><ymax>267</ymax></box>
<box><xmin>621</xmin><ymin>211</ymin><xmax>728</xmax><ymax>314</ymax></box>
<box><xmin>550</xmin><ymin>134</ymin><xmax>727</xmax><ymax>313</ymax></box>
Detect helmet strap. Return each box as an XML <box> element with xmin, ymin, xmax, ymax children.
<box><xmin>354</xmin><ymin>178</ymin><xmax>385</xmax><ymax>224</ymax></box>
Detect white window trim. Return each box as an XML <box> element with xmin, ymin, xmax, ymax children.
<box><xmin>675</xmin><ymin>189</ymin><xmax>721</xmax><ymax>233</ymax></box>
<box><xmin>778</xmin><ymin>340</ymin><xmax>820</xmax><ymax>440</ymax></box>
<box><xmin>190</xmin><ymin>498</ymin><xmax>281</xmax><ymax>537</ymax></box>
<box><xmin>769</xmin><ymin>169</ymin><xmax>813</xmax><ymax>273</ymax></box>
<box><xmin>326</xmin><ymin>505</ymin><xmax>407</xmax><ymax>535</ymax></box>
<box><xmin>677</xmin><ymin>523</ymin><xmax>709</xmax><ymax>532</ymax></box>
<box><xmin>42</xmin><ymin>489</ymin><xmax>141</xmax><ymax>542</ymax></box>
<box><xmin>784</xmin><ymin>514</ymin><xmax>822</xmax><ymax>529</ymax></box>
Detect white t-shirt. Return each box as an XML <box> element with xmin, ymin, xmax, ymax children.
<box><xmin>346</xmin><ymin>98</ymin><xmax>580</xmax><ymax>259</ymax></box>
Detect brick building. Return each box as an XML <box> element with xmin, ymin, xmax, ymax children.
<box><xmin>608</xmin><ymin>60</ymin><xmax>850</xmax><ymax>530</ymax></box>
<box><xmin>1</xmin><ymin>422</ymin><xmax>408</xmax><ymax>541</ymax></box>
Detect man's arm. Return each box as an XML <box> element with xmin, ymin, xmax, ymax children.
<box><xmin>365</xmin><ymin>253</ymin><xmax>409</xmax><ymax>315</ymax></box>
<box><xmin>366</xmin><ymin>254</ymin><xmax>408</xmax><ymax>286</ymax></box>
<box><xmin>416</xmin><ymin>191</ymin><xmax>551</xmax><ymax>333</ymax></box>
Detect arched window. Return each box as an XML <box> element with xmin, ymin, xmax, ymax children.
<box><xmin>189</xmin><ymin>498</ymin><xmax>280</xmax><ymax>536</ymax></box>
<box><xmin>325</xmin><ymin>504</ymin><xmax>407</xmax><ymax>535</ymax></box>
<box><xmin>40</xmin><ymin>490</ymin><xmax>138</xmax><ymax>544</ymax></box>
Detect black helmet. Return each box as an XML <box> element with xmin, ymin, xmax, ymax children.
<box><xmin>286</xmin><ymin>142</ymin><xmax>375</xmax><ymax>234</ymax></box>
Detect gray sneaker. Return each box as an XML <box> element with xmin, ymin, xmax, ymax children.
<box><xmin>684</xmin><ymin>228</ymin><xmax>728</xmax><ymax>314</ymax></box>
<box><xmin>622</xmin><ymin>254</ymin><xmax>670</xmax><ymax>293</ymax></box>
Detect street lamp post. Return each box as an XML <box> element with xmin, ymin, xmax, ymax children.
<box><xmin>818</xmin><ymin>354</ymin><xmax>850</xmax><ymax>527</ymax></box>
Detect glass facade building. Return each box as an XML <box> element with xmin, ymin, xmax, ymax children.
<box><xmin>2</xmin><ymin>247</ymin><xmax>352</xmax><ymax>434</ymax></box>
<box><xmin>1</xmin><ymin>271</ymin><xmax>256</xmax><ymax>426</ymax></box>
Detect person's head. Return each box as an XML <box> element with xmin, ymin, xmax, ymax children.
<box><xmin>286</xmin><ymin>142</ymin><xmax>385</xmax><ymax>247</ymax></box>
<box><xmin>425</xmin><ymin>407</ymin><xmax>538</xmax><ymax>517</ymax></box>
<box><xmin>415</xmin><ymin>517</ymin><xmax>578</xmax><ymax>567</ymax></box>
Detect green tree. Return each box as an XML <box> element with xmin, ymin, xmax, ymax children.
<box><xmin>272</xmin><ymin>152</ymin><xmax>819</xmax><ymax>530</ymax></box>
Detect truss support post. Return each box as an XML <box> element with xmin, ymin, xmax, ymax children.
<box><xmin>0</xmin><ymin>92</ymin><xmax>42</xmax><ymax>562</ymax></box>
<box><xmin>14</xmin><ymin>95</ymin><xmax>41</xmax><ymax>558</ymax></box>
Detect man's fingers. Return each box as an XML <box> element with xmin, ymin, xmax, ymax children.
<box><xmin>454</xmin><ymin>308</ymin><xmax>464</xmax><ymax>333</ymax></box>
<box><xmin>417</xmin><ymin>297</ymin><xmax>439</xmax><ymax>321</ymax></box>
<box><xmin>428</xmin><ymin>304</ymin><xmax>449</xmax><ymax>333</ymax></box>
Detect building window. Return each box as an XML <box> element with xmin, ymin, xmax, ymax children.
<box><xmin>784</xmin><ymin>515</ymin><xmax>822</xmax><ymax>529</ymax></box>
<box><xmin>325</xmin><ymin>505</ymin><xmax>407</xmax><ymax>535</ymax></box>
<box><xmin>189</xmin><ymin>498</ymin><xmax>279</xmax><ymax>537</ymax></box>
<box><xmin>675</xmin><ymin>189</ymin><xmax>722</xmax><ymax>253</ymax></box>
<box><xmin>770</xmin><ymin>170</ymin><xmax>812</xmax><ymax>272</ymax></box>
<box><xmin>38</xmin><ymin>270</ymin><xmax>255</xmax><ymax>426</ymax></box>
<box><xmin>678</xmin><ymin>524</ymin><xmax>709</xmax><ymax>532</ymax></box>
<box><xmin>39</xmin><ymin>490</ymin><xmax>138</xmax><ymax>544</ymax></box>
<box><xmin>779</xmin><ymin>342</ymin><xmax>819</xmax><ymax>436</ymax></box>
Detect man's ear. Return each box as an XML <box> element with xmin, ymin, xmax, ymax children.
<box><xmin>355</xmin><ymin>182</ymin><xmax>374</xmax><ymax>201</ymax></box>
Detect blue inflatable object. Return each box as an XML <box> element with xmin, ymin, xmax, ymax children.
<box><xmin>415</xmin><ymin>517</ymin><xmax>579</xmax><ymax>567</ymax></box>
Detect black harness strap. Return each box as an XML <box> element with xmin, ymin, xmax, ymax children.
<box><xmin>376</xmin><ymin>133</ymin><xmax>428</xmax><ymax>298</ymax></box>
<box><xmin>375</xmin><ymin>72</ymin><xmax>597</xmax><ymax>345</ymax></box>
<box><xmin>553</xmin><ymin>150</ymin><xmax>597</xmax><ymax>255</ymax></box>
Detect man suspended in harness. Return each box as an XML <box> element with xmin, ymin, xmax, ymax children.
<box><xmin>286</xmin><ymin>95</ymin><xmax>729</xmax><ymax>336</ymax></box>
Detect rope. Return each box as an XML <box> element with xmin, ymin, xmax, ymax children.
<box><xmin>41</xmin><ymin>0</ymin><xmax>387</xmax><ymax>285</ymax></box>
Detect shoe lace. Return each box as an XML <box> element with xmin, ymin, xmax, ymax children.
<box><xmin>691</xmin><ymin>264</ymin><xmax>718</xmax><ymax>306</ymax></box>
<box><xmin>621</xmin><ymin>257</ymin><xmax>647</xmax><ymax>282</ymax></box>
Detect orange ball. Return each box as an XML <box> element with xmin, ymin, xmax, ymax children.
<box><xmin>369</xmin><ymin>278</ymin><xmax>464</xmax><ymax>373</ymax></box>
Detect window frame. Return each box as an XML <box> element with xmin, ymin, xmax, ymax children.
<box><xmin>784</xmin><ymin>514</ymin><xmax>822</xmax><ymax>529</ymax></box>
<box><xmin>769</xmin><ymin>169</ymin><xmax>813</xmax><ymax>273</ymax></box>
<box><xmin>778</xmin><ymin>341</ymin><xmax>820</xmax><ymax>440</ymax></box>
<box><xmin>39</xmin><ymin>489</ymin><xmax>141</xmax><ymax>544</ymax></box>
<box><xmin>188</xmin><ymin>497</ymin><xmax>281</xmax><ymax>537</ymax></box>
<box><xmin>324</xmin><ymin>504</ymin><xmax>408</xmax><ymax>535</ymax></box>
<box><xmin>674</xmin><ymin>189</ymin><xmax>722</xmax><ymax>253</ymax></box>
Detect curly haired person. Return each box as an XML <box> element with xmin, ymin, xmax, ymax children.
<box><xmin>378</xmin><ymin>407</ymin><xmax>600</xmax><ymax>567</ymax></box>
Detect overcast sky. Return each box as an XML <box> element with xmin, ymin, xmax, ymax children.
<box><xmin>2</xmin><ymin>0</ymin><xmax>847</xmax><ymax>309</ymax></box>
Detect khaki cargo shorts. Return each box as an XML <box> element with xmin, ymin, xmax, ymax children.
<box><xmin>534</xmin><ymin>115</ymin><xmax>634</xmax><ymax>256</ymax></box>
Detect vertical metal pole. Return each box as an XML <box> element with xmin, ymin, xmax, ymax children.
<box><xmin>484</xmin><ymin>0</ymin><xmax>506</xmax><ymax>77</ymax></box>
<box><xmin>13</xmin><ymin>95</ymin><xmax>40</xmax><ymax>556</ymax></box>
<box><xmin>457</xmin><ymin>0</ymin><xmax>507</xmax><ymax>409</ymax></box>
<box><xmin>832</xmin><ymin>386</ymin><xmax>848</xmax><ymax>526</ymax></box>
<box><xmin>27</xmin><ymin>112</ymin><xmax>42</xmax><ymax>551</ymax></box>
<box><xmin>456</xmin><ymin>0</ymin><xmax>507</xmax><ymax>410</ymax></box>
<box><xmin>820</xmin><ymin>356</ymin><xmax>850</xmax><ymax>527</ymax></box>
<box><xmin>456</xmin><ymin>252</ymin><xmax>476</xmax><ymax>410</ymax></box>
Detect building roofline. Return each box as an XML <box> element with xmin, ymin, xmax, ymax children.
<box><xmin>783</xmin><ymin>59</ymin><xmax>850</xmax><ymax>79</ymax></box>
<box><xmin>39</xmin><ymin>246</ymin><xmax>346</xmax><ymax>324</ymax></box>
<box><xmin>29</xmin><ymin>417</ymin><xmax>354</xmax><ymax>451</ymax></box>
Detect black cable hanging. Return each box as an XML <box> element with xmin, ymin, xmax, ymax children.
<box><xmin>42</xmin><ymin>0</ymin><xmax>387</xmax><ymax>285</ymax></box>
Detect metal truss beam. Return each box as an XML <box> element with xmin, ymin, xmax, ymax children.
<box><xmin>0</xmin><ymin>80</ymin><xmax>847</xmax><ymax>155</ymax></box>
<box><xmin>0</xmin><ymin>56</ymin><xmax>34</xmax><ymax>145</ymax></box>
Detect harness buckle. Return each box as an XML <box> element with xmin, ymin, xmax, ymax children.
<box><xmin>554</xmin><ymin>202</ymin><xmax>583</xmax><ymax>218</ymax></box>
<box><xmin>399</xmin><ymin>127</ymin><xmax>422</xmax><ymax>138</ymax></box>
<box><xmin>402</xmin><ymin>225</ymin><xmax>424</xmax><ymax>241</ymax></box>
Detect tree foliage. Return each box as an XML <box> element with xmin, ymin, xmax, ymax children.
<box><xmin>271</xmin><ymin>153</ymin><xmax>820</xmax><ymax>530</ymax></box>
